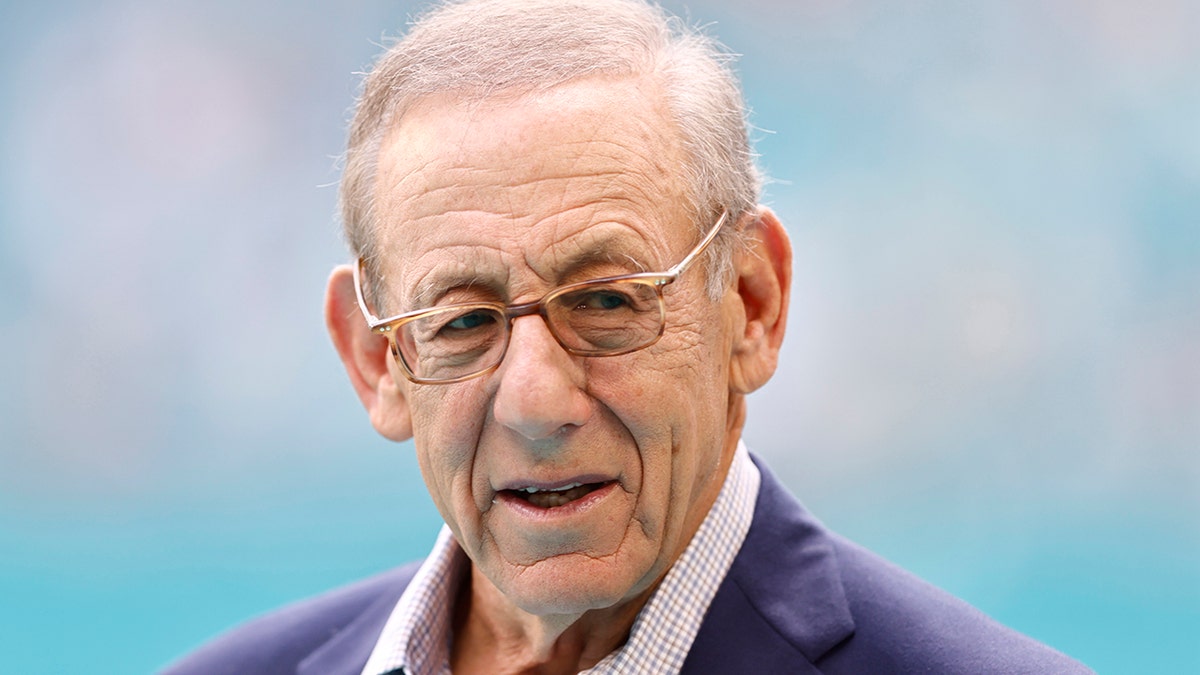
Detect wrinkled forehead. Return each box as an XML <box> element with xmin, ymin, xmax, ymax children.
<box><xmin>369</xmin><ymin>75</ymin><xmax>695</xmax><ymax>305</ymax></box>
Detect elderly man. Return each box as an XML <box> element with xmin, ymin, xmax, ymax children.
<box><xmin>166</xmin><ymin>0</ymin><xmax>1091</xmax><ymax>673</ymax></box>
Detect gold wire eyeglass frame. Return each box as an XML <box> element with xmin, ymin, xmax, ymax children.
<box><xmin>353</xmin><ymin>210</ymin><xmax>729</xmax><ymax>385</ymax></box>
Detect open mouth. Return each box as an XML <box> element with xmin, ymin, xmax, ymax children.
<box><xmin>503</xmin><ymin>481</ymin><xmax>613</xmax><ymax>509</ymax></box>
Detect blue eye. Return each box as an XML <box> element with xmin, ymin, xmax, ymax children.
<box><xmin>446</xmin><ymin>311</ymin><xmax>496</xmax><ymax>330</ymax></box>
<box><xmin>577</xmin><ymin>291</ymin><xmax>630</xmax><ymax>310</ymax></box>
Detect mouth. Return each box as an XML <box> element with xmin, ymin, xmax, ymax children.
<box><xmin>501</xmin><ymin>481</ymin><xmax>615</xmax><ymax>509</ymax></box>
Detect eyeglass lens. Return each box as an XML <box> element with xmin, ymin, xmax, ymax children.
<box><xmin>394</xmin><ymin>278</ymin><xmax>665</xmax><ymax>382</ymax></box>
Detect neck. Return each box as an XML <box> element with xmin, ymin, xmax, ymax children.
<box><xmin>451</xmin><ymin>564</ymin><xmax>649</xmax><ymax>674</ymax></box>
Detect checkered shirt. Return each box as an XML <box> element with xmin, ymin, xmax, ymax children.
<box><xmin>360</xmin><ymin>441</ymin><xmax>761</xmax><ymax>675</ymax></box>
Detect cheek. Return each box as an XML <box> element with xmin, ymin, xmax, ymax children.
<box><xmin>622</xmin><ymin>319</ymin><xmax>728</xmax><ymax>434</ymax></box>
<box><xmin>410</xmin><ymin>388</ymin><xmax>487</xmax><ymax>522</ymax></box>
<box><xmin>628</xmin><ymin>313</ymin><xmax>730</xmax><ymax>519</ymax></box>
<box><xmin>588</xmin><ymin>352</ymin><xmax>715</xmax><ymax>520</ymax></box>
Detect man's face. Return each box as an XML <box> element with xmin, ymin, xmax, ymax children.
<box><xmin>371</xmin><ymin>75</ymin><xmax>740</xmax><ymax>615</ymax></box>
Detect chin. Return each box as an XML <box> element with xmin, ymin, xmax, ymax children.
<box><xmin>495</xmin><ymin>553</ymin><xmax>651</xmax><ymax>617</ymax></box>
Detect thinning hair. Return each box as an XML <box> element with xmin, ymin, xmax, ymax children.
<box><xmin>341</xmin><ymin>0</ymin><xmax>761</xmax><ymax>300</ymax></box>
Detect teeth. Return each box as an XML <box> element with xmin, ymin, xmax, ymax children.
<box><xmin>518</xmin><ymin>482</ymin><xmax>583</xmax><ymax>494</ymax></box>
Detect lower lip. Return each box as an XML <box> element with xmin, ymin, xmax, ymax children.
<box><xmin>495</xmin><ymin>481</ymin><xmax>619</xmax><ymax>522</ymax></box>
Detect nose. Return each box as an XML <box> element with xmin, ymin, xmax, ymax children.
<box><xmin>492</xmin><ymin>314</ymin><xmax>592</xmax><ymax>440</ymax></box>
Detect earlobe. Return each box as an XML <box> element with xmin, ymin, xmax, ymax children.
<box><xmin>728</xmin><ymin>207</ymin><xmax>792</xmax><ymax>394</ymax></box>
<box><xmin>325</xmin><ymin>265</ymin><xmax>414</xmax><ymax>442</ymax></box>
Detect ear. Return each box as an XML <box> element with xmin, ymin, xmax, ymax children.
<box><xmin>727</xmin><ymin>207</ymin><xmax>792</xmax><ymax>395</ymax></box>
<box><xmin>324</xmin><ymin>265</ymin><xmax>414</xmax><ymax>442</ymax></box>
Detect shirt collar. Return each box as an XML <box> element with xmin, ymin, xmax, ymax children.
<box><xmin>361</xmin><ymin>441</ymin><xmax>761</xmax><ymax>675</ymax></box>
<box><xmin>359</xmin><ymin>526</ymin><xmax>463</xmax><ymax>675</ymax></box>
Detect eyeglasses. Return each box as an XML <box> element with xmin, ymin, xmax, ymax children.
<box><xmin>354</xmin><ymin>211</ymin><xmax>729</xmax><ymax>384</ymax></box>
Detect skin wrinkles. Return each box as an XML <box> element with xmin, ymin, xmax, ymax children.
<box><xmin>388</xmin><ymin>211</ymin><xmax>671</xmax><ymax>313</ymax></box>
<box><xmin>482</xmin><ymin>314</ymin><xmax>705</xmax><ymax>566</ymax></box>
<box><xmin>366</xmin><ymin>74</ymin><xmax>744</xmax><ymax>670</ymax></box>
<box><xmin>377</xmin><ymin>180</ymin><xmax>673</xmax><ymax>273</ymax></box>
<box><xmin>388</xmin><ymin>224</ymin><xmax>639</xmax><ymax>317</ymax></box>
<box><xmin>472</xmin><ymin>267</ymin><xmax>720</xmax><ymax>567</ymax></box>
<box><xmin>373</xmin><ymin>88</ymin><xmax>678</xmax><ymax>245</ymax></box>
<box><xmin>403</xmin><ymin>243</ymin><xmax>514</xmax><ymax>310</ymax></box>
<box><xmin>376</xmin><ymin>114</ymin><xmax>670</xmax><ymax>194</ymax></box>
<box><xmin>325</xmin><ymin>203</ymin><xmax>799</xmax><ymax>674</ymax></box>
<box><xmin>373</xmin><ymin>131</ymin><xmax>677</xmax><ymax>272</ymax></box>
<box><xmin>518</xmin><ymin>219</ymin><xmax>658</xmax><ymax>285</ymax></box>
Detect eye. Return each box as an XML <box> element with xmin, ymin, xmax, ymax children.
<box><xmin>444</xmin><ymin>310</ymin><xmax>497</xmax><ymax>331</ymax></box>
<box><xmin>573</xmin><ymin>290</ymin><xmax>631</xmax><ymax>311</ymax></box>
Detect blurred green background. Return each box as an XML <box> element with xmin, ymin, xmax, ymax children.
<box><xmin>1</xmin><ymin>1</ymin><xmax>1197</xmax><ymax>672</ymax></box>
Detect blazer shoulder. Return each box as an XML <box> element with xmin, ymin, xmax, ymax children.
<box><xmin>160</xmin><ymin>561</ymin><xmax>421</xmax><ymax>675</ymax></box>
<box><xmin>822</xmin><ymin>535</ymin><xmax>1093</xmax><ymax>674</ymax></box>
<box><xmin>728</xmin><ymin>456</ymin><xmax>1093</xmax><ymax>674</ymax></box>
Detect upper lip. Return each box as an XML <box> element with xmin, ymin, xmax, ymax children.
<box><xmin>496</xmin><ymin>475</ymin><xmax>614</xmax><ymax>493</ymax></box>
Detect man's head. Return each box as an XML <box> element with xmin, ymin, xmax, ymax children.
<box><xmin>341</xmin><ymin>0</ymin><xmax>760</xmax><ymax>304</ymax></box>
<box><xmin>326</xmin><ymin>0</ymin><xmax>791</xmax><ymax>620</ymax></box>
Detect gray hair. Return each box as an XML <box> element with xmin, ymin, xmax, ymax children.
<box><xmin>341</xmin><ymin>0</ymin><xmax>761</xmax><ymax>300</ymax></box>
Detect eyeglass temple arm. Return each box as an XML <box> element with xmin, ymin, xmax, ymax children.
<box><xmin>663</xmin><ymin>210</ymin><xmax>729</xmax><ymax>281</ymax></box>
<box><xmin>352</xmin><ymin>259</ymin><xmax>385</xmax><ymax>326</ymax></box>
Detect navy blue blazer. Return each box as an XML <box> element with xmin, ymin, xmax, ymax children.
<box><xmin>163</xmin><ymin>457</ymin><xmax>1091</xmax><ymax>674</ymax></box>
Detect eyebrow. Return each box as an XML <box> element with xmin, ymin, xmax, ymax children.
<box><xmin>406</xmin><ymin>234</ymin><xmax>654</xmax><ymax>310</ymax></box>
<box><xmin>552</xmin><ymin>243</ymin><xmax>651</xmax><ymax>280</ymax></box>
<box><xmin>408</xmin><ymin>268</ymin><xmax>497</xmax><ymax>311</ymax></box>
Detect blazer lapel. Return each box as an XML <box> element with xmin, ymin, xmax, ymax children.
<box><xmin>681</xmin><ymin>456</ymin><xmax>855</xmax><ymax>673</ymax></box>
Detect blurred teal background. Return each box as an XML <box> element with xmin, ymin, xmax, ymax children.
<box><xmin>1</xmin><ymin>1</ymin><xmax>1197</xmax><ymax>672</ymax></box>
